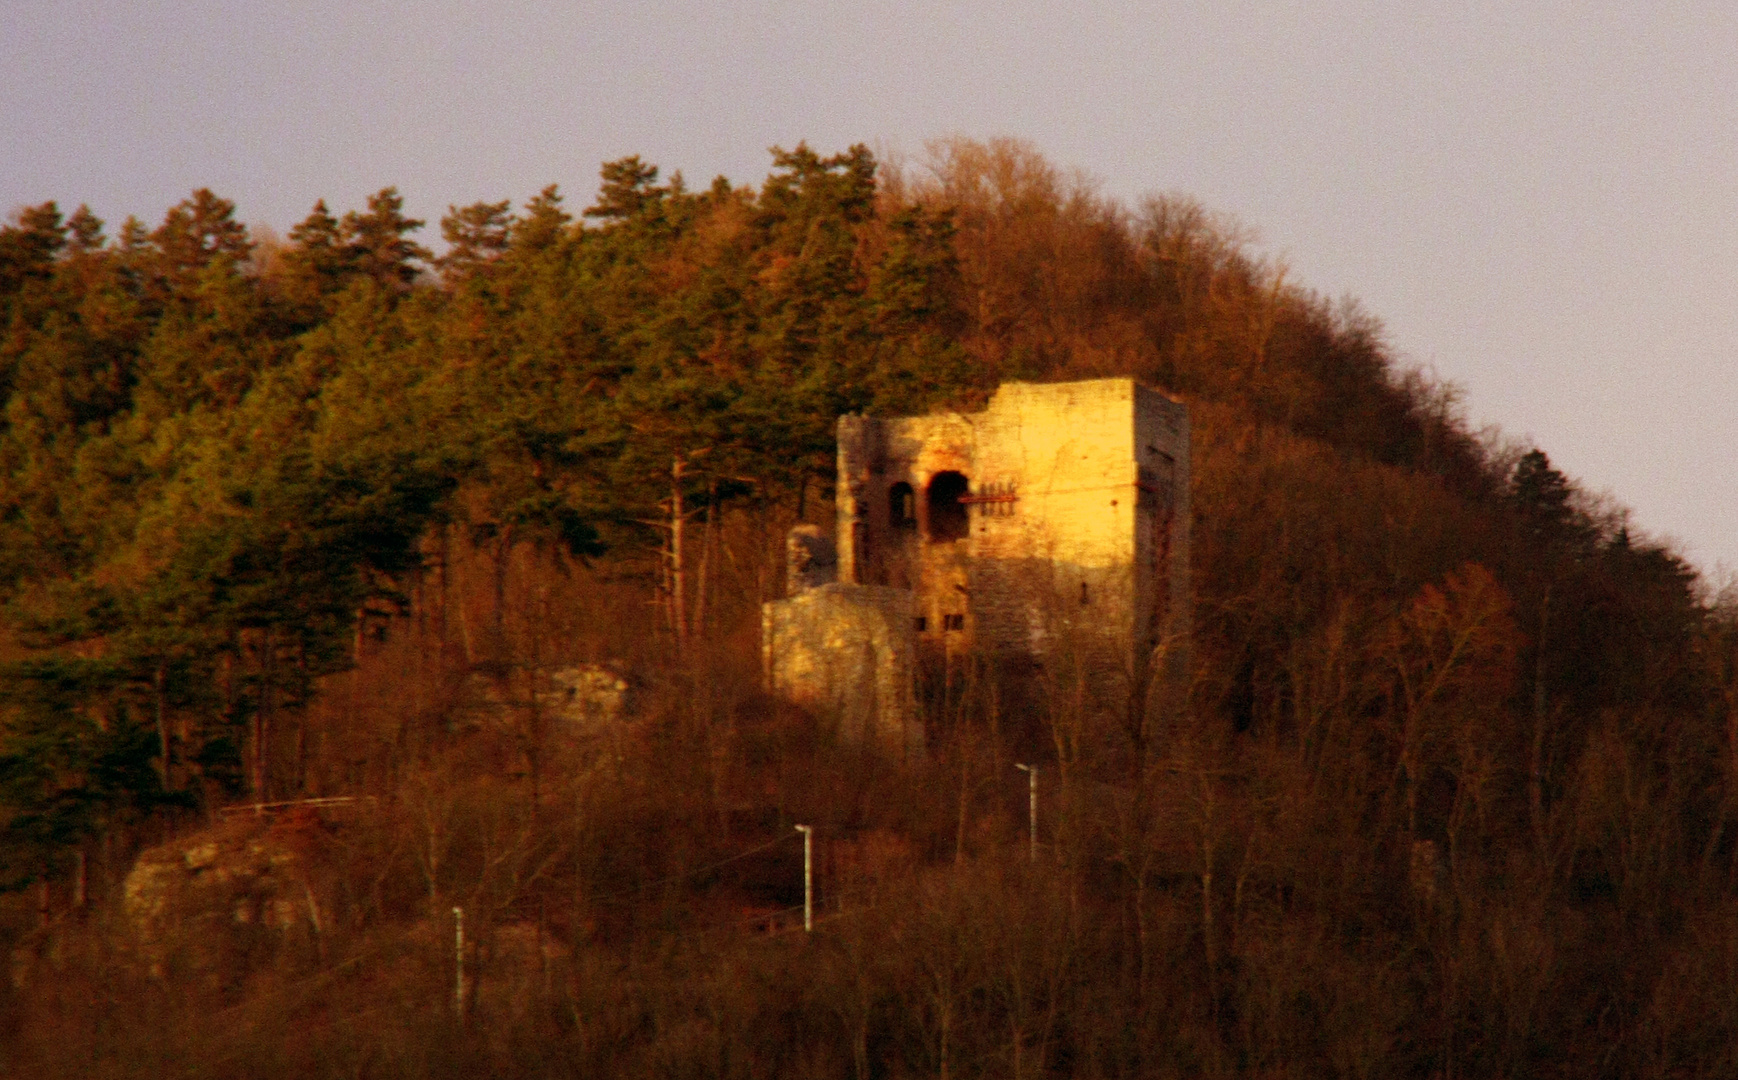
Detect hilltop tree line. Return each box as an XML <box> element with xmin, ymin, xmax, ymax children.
<box><xmin>0</xmin><ymin>138</ymin><xmax>1732</xmax><ymax>1078</ymax></box>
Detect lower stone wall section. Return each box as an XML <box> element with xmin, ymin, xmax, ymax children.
<box><xmin>762</xmin><ymin>584</ymin><xmax>921</xmax><ymax>757</ymax></box>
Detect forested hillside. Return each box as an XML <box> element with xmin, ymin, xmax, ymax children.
<box><xmin>0</xmin><ymin>138</ymin><xmax>1730</xmax><ymax>1078</ymax></box>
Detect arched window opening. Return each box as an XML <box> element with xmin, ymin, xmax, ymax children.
<box><xmin>889</xmin><ymin>482</ymin><xmax>916</xmax><ymax>529</ymax></box>
<box><xmin>927</xmin><ymin>471</ymin><xmax>970</xmax><ymax>542</ymax></box>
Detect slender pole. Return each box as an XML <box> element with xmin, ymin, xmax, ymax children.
<box><xmin>671</xmin><ymin>456</ymin><xmax>688</xmax><ymax>660</ymax></box>
<box><xmin>453</xmin><ymin>905</ymin><xmax>465</xmax><ymax>1020</ymax></box>
<box><xmin>795</xmin><ymin>825</ymin><xmax>813</xmax><ymax>931</ymax></box>
<box><xmin>1015</xmin><ymin>764</ymin><xmax>1038</xmax><ymax>862</ymax></box>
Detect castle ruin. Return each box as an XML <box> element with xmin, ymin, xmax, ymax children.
<box><xmin>763</xmin><ymin>378</ymin><xmax>1190</xmax><ymax>750</ymax></box>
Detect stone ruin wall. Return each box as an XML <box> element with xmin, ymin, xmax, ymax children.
<box><xmin>761</xmin><ymin>526</ymin><xmax>922</xmax><ymax>756</ymax></box>
<box><xmin>839</xmin><ymin>379</ymin><xmax>1189</xmax><ymax>675</ymax></box>
<box><xmin>766</xmin><ymin>378</ymin><xmax>1190</xmax><ymax>749</ymax></box>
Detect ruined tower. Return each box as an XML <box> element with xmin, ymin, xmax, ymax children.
<box><xmin>765</xmin><ymin>378</ymin><xmax>1190</xmax><ymax>747</ymax></box>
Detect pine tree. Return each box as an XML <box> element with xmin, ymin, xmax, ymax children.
<box><xmin>0</xmin><ymin>202</ymin><xmax>66</xmax><ymax>300</ymax></box>
<box><xmin>341</xmin><ymin>188</ymin><xmax>431</xmax><ymax>291</ymax></box>
<box><xmin>148</xmin><ymin>189</ymin><xmax>251</xmax><ymax>289</ymax></box>
<box><xmin>437</xmin><ymin>199</ymin><xmax>513</xmax><ymax>284</ymax></box>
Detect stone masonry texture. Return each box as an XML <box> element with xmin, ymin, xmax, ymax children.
<box><xmin>765</xmin><ymin>378</ymin><xmax>1190</xmax><ymax>747</ymax></box>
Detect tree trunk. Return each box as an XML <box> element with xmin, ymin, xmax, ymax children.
<box><xmin>492</xmin><ymin>524</ymin><xmax>513</xmax><ymax>647</ymax></box>
<box><xmin>294</xmin><ymin>649</ymin><xmax>310</xmax><ymax>795</ymax></box>
<box><xmin>1530</xmin><ymin>585</ymin><xmax>1552</xmax><ymax>849</ymax></box>
<box><xmin>694</xmin><ymin>478</ymin><xmax>716</xmax><ymax>642</ymax></box>
<box><xmin>253</xmin><ymin>628</ymin><xmax>276</xmax><ymax>803</ymax></box>
<box><xmin>154</xmin><ymin>662</ymin><xmax>171</xmax><ymax>789</ymax></box>
<box><xmin>221</xmin><ymin>643</ymin><xmax>237</xmax><ymax>811</ymax></box>
<box><xmin>453</xmin><ymin>525</ymin><xmax>476</xmax><ymax>666</ymax></box>
<box><xmin>671</xmin><ymin>456</ymin><xmax>689</xmax><ymax>661</ymax></box>
<box><xmin>435</xmin><ymin>525</ymin><xmax>452</xmax><ymax>666</ymax></box>
<box><xmin>526</xmin><ymin>570</ymin><xmax>547</xmax><ymax>822</ymax></box>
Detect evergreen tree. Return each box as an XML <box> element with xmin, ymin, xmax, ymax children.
<box><xmin>64</xmin><ymin>205</ymin><xmax>104</xmax><ymax>256</ymax></box>
<box><xmin>147</xmin><ymin>189</ymin><xmax>251</xmax><ymax>289</ymax></box>
<box><xmin>0</xmin><ymin>657</ymin><xmax>177</xmax><ymax>890</ymax></box>
<box><xmin>437</xmin><ymin>199</ymin><xmax>513</xmax><ymax>284</ymax></box>
<box><xmin>1508</xmin><ymin>448</ymin><xmax>1586</xmax><ymax>546</ymax></box>
<box><xmin>275</xmin><ymin>200</ymin><xmax>352</xmax><ymax>322</ymax></box>
<box><xmin>0</xmin><ymin>202</ymin><xmax>66</xmax><ymax>300</ymax></box>
<box><xmin>341</xmin><ymin>188</ymin><xmax>431</xmax><ymax>291</ymax></box>
<box><xmin>585</xmin><ymin>156</ymin><xmax>663</xmax><ymax>222</ymax></box>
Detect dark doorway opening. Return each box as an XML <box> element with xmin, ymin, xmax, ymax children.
<box><xmin>927</xmin><ymin>471</ymin><xmax>970</xmax><ymax>542</ymax></box>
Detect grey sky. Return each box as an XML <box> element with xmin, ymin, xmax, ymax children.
<box><xmin>6</xmin><ymin>2</ymin><xmax>1735</xmax><ymax>573</ymax></box>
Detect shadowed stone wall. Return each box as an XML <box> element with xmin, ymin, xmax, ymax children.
<box><xmin>762</xmin><ymin>583</ymin><xmax>920</xmax><ymax>756</ymax></box>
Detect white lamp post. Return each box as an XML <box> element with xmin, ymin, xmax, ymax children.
<box><xmin>794</xmin><ymin>824</ymin><xmax>814</xmax><ymax>931</ymax></box>
<box><xmin>1014</xmin><ymin>764</ymin><xmax>1038</xmax><ymax>862</ymax></box>
<box><xmin>453</xmin><ymin>905</ymin><xmax>466</xmax><ymax>1020</ymax></box>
